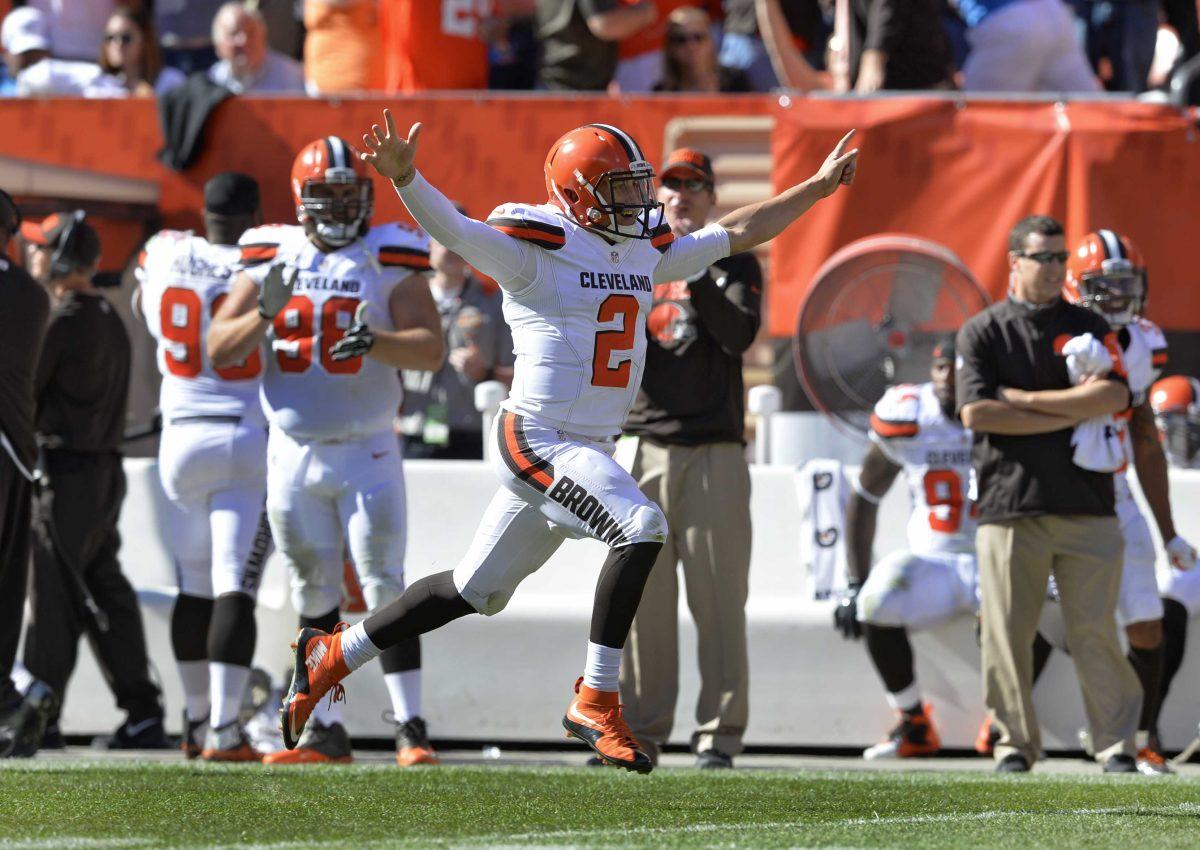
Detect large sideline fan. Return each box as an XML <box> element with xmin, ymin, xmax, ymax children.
<box><xmin>793</xmin><ymin>234</ymin><xmax>990</xmax><ymax>437</ymax></box>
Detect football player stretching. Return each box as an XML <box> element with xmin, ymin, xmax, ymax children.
<box><xmin>278</xmin><ymin>110</ymin><xmax>858</xmax><ymax>772</ymax></box>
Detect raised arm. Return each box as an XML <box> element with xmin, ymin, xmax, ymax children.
<box><xmin>719</xmin><ymin>130</ymin><xmax>858</xmax><ymax>256</ymax></box>
<box><xmin>360</xmin><ymin>110</ymin><xmax>536</xmax><ymax>291</ymax></box>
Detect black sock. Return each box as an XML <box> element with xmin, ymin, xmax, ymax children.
<box><xmin>1129</xmin><ymin>642</ymin><xmax>1164</xmax><ymax>736</ymax></box>
<box><xmin>208</xmin><ymin>592</ymin><xmax>256</xmax><ymax>667</ymax></box>
<box><xmin>1031</xmin><ymin>631</ymin><xmax>1053</xmax><ymax>685</ymax></box>
<box><xmin>380</xmin><ymin>638</ymin><xmax>420</xmax><ymax>674</ymax></box>
<box><xmin>589</xmin><ymin>542</ymin><xmax>661</xmax><ymax>648</ymax></box>
<box><xmin>171</xmin><ymin>593</ymin><xmax>213</xmax><ymax>662</ymax></box>
<box><xmin>1161</xmin><ymin>598</ymin><xmax>1189</xmax><ymax>715</ymax></box>
<box><xmin>364</xmin><ymin>570</ymin><xmax>475</xmax><ymax>649</ymax></box>
<box><xmin>862</xmin><ymin>623</ymin><xmax>916</xmax><ymax>700</ymax></box>
<box><xmin>300</xmin><ymin>607</ymin><xmax>340</xmax><ymax>634</ymax></box>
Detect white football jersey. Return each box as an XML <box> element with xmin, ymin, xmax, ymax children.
<box><xmin>138</xmin><ymin>230</ymin><xmax>265</xmax><ymax>423</ymax></box>
<box><xmin>484</xmin><ymin>203</ymin><xmax>675</xmax><ymax>439</ymax></box>
<box><xmin>238</xmin><ymin>222</ymin><xmax>430</xmax><ymax>441</ymax></box>
<box><xmin>869</xmin><ymin>382</ymin><xmax>976</xmax><ymax>555</ymax></box>
<box><xmin>1114</xmin><ymin>317</ymin><xmax>1168</xmax><ymax>500</ymax></box>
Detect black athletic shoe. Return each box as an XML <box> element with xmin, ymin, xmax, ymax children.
<box><xmin>696</xmin><ymin>749</ymin><xmax>734</xmax><ymax>769</ymax></box>
<box><xmin>390</xmin><ymin>714</ymin><xmax>439</xmax><ymax>766</ymax></box>
<box><xmin>1103</xmin><ymin>754</ymin><xmax>1138</xmax><ymax>774</ymax></box>
<box><xmin>0</xmin><ymin>681</ymin><xmax>59</xmax><ymax>758</ymax></box>
<box><xmin>995</xmin><ymin>753</ymin><xmax>1031</xmax><ymax>773</ymax></box>
<box><xmin>94</xmin><ymin>715</ymin><xmax>171</xmax><ymax>750</ymax></box>
<box><xmin>40</xmin><ymin>723</ymin><xmax>66</xmax><ymax>750</ymax></box>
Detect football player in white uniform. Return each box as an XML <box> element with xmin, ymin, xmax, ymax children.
<box><xmin>207</xmin><ymin>137</ymin><xmax>444</xmax><ymax>766</ymax></box>
<box><xmin>835</xmin><ymin>341</ymin><xmax>976</xmax><ymax>759</ymax></box>
<box><xmin>137</xmin><ymin>173</ymin><xmax>270</xmax><ymax>762</ymax></box>
<box><xmin>1039</xmin><ymin>229</ymin><xmax>1197</xmax><ymax>773</ymax></box>
<box><xmin>276</xmin><ymin>109</ymin><xmax>858</xmax><ymax>773</ymax></box>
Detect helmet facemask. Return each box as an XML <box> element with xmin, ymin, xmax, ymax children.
<box><xmin>298</xmin><ymin>168</ymin><xmax>373</xmax><ymax>248</ymax></box>
<box><xmin>574</xmin><ymin>160</ymin><xmax>661</xmax><ymax>240</ymax></box>
<box><xmin>1158</xmin><ymin>411</ymin><xmax>1200</xmax><ymax>467</ymax></box>
<box><xmin>1078</xmin><ymin>259</ymin><xmax>1145</xmax><ymax>327</ymax></box>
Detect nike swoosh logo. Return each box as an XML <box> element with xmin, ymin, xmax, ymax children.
<box><xmin>568</xmin><ymin>704</ymin><xmax>601</xmax><ymax>730</ymax></box>
<box><xmin>371</xmin><ymin>451</ymin><xmax>388</xmax><ymax>459</ymax></box>
<box><xmin>124</xmin><ymin>717</ymin><xmax>158</xmax><ymax>737</ymax></box>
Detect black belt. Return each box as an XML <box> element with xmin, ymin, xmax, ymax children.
<box><xmin>169</xmin><ymin>415</ymin><xmax>242</xmax><ymax>426</ymax></box>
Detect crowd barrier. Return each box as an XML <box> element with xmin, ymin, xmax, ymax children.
<box><xmin>56</xmin><ymin>456</ymin><xmax>1200</xmax><ymax>754</ymax></box>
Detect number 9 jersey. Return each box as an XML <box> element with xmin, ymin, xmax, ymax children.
<box><xmin>138</xmin><ymin>230</ymin><xmax>265</xmax><ymax>424</ymax></box>
<box><xmin>236</xmin><ymin>221</ymin><xmax>431</xmax><ymax>442</ymax></box>
<box><xmin>869</xmin><ymin>382</ymin><xmax>976</xmax><ymax>556</ymax></box>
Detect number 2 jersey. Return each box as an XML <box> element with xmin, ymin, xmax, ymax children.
<box><xmin>237</xmin><ymin>222</ymin><xmax>431</xmax><ymax>442</ymax></box>
<box><xmin>138</xmin><ymin>230</ymin><xmax>265</xmax><ymax>424</ymax></box>
<box><xmin>869</xmin><ymin>382</ymin><xmax>976</xmax><ymax>556</ymax></box>
<box><xmin>1114</xmin><ymin>317</ymin><xmax>1169</xmax><ymax>501</ymax></box>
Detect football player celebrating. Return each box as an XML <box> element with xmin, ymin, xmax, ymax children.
<box><xmin>208</xmin><ymin>137</ymin><xmax>444</xmax><ymax>766</ymax></box>
<box><xmin>275</xmin><ymin>110</ymin><xmax>858</xmax><ymax>773</ymax></box>
<box><xmin>137</xmin><ymin>172</ymin><xmax>271</xmax><ymax>762</ymax></box>
<box><xmin>835</xmin><ymin>341</ymin><xmax>976</xmax><ymax>759</ymax></box>
<box><xmin>1053</xmin><ymin>230</ymin><xmax>1196</xmax><ymax>773</ymax></box>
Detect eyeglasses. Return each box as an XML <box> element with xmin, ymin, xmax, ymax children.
<box><xmin>668</xmin><ymin>32</ymin><xmax>707</xmax><ymax>46</ymax></box>
<box><xmin>105</xmin><ymin>32</ymin><xmax>136</xmax><ymax>45</ymax></box>
<box><xmin>1019</xmin><ymin>250</ymin><xmax>1070</xmax><ymax>264</ymax></box>
<box><xmin>662</xmin><ymin>176</ymin><xmax>711</xmax><ymax>193</ymax></box>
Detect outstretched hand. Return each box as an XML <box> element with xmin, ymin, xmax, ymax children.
<box><xmin>814</xmin><ymin>130</ymin><xmax>859</xmax><ymax>198</ymax></box>
<box><xmin>360</xmin><ymin>109</ymin><xmax>422</xmax><ymax>186</ymax></box>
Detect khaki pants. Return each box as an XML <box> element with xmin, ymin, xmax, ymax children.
<box><xmin>977</xmin><ymin>515</ymin><xmax>1140</xmax><ymax>765</ymax></box>
<box><xmin>618</xmin><ymin>439</ymin><xmax>751</xmax><ymax>759</ymax></box>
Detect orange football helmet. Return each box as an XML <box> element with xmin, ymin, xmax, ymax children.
<box><xmin>1149</xmin><ymin>375</ymin><xmax>1200</xmax><ymax>468</ymax></box>
<box><xmin>544</xmin><ymin>124</ymin><xmax>659</xmax><ymax>240</ymax></box>
<box><xmin>291</xmin><ymin>136</ymin><xmax>373</xmax><ymax>247</ymax></box>
<box><xmin>1064</xmin><ymin>229</ymin><xmax>1146</xmax><ymax>327</ymax></box>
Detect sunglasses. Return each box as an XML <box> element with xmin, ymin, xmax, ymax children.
<box><xmin>1019</xmin><ymin>250</ymin><xmax>1070</xmax><ymax>264</ymax></box>
<box><xmin>105</xmin><ymin>32</ymin><xmax>136</xmax><ymax>45</ymax></box>
<box><xmin>662</xmin><ymin>176</ymin><xmax>711</xmax><ymax>192</ymax></box>
<box><xmin>669</xmin><ymin>32</ymin><xmax>707</xmax><ymax>45</ymax></box>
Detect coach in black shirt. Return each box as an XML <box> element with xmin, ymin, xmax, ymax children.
<box><xmin>19</xmin><ymin>212</ymin><xmax>166</xmax><ymax>749</ymax></box>
<box><xmin>619</xmin><ymin>149</ymin><xmax>761</xmax><ymax>769</ymax></box>
<box><xmin>957</xmin><ymin>215</ymin><xmax>1141</xmax><ymax>773</ymax></box>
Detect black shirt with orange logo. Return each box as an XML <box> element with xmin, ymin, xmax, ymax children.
<box><xmin>955</xmin><ymin>296</ymin><xmax>1128</xmax><ymax>523</ymax></box>
<box><xmin>624</xmin><ymin>252</ymin><xmax>762</xmax><ymax>446</ymax></box>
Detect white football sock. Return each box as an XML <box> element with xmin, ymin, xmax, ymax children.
<box><xmin>582</xmin><ymin>641</ymin><xmax>622</xmax><ymax>692</ymax></box>
<box><xmin>210</xmin><ymin>662</ymin><xmax>251</xmax><ymax>729</ymax></box>
<box><xmin>177</xmin><ymin>660</ymin><xmax>209</xmax><ymax>722</ymax></box>
<box><xmin>384</xmin><ymin>669</ymin><xmax>421</xmax><ymax>722</ymax></box>
<box><xmin>885</xmin><ymin>680</ymin><xmax>923</xmax><ymax>713</ymax></box>
<box><xmin>340</xmin><ymin>622</ymin><xmax>381</xmax><ymax>672</ymax></box>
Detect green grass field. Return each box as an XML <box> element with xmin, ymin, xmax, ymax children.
<box><xmin>2</xmin><ymin>760</ymin><xmax>1199</xmax><ymax>849</ymax></box>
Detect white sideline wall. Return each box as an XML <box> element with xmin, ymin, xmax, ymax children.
<box><xmin>57</xmin><ymin>458</ymin><xmax>1200</xmax><ymax>752</ymax></box>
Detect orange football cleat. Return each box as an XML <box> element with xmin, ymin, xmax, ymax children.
<box><xmin>1136</xmin><ymin>745</ymin><xmax>1172</xmax><ymax>776</ymax></box>
<box><xmin>390</xmin><ymin>715</ymin><xmax>439</xmax><ymax>766</ymax></box>
<box><xmin>279</xmin><ymin>623</ymin><xmax>350</xmax><ymax>750</ymax></box>
<box><xmin>863</xmin><ymin>704</ymin><xmax>941</xmax><ymax>760</ymax></box>
<box><xmin>263</xmin><ymin>721</ymin><xmax>353</xmax><ymax>765</ymax></box>
<box><xmin>562</xmin><ymin>677</ymin><xmax>652</xmax><ymax>774</ymax></box>
<box><xmin>201</xmin><ymin>722</ymin><xmax>262</xmax><ymax>763</ymax></box>
<box><xmin>975</xmin><ymin>717</ymin><xmax>1000</xmax><ymax>757</ymax></box>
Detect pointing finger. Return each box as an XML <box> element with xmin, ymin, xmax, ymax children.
<box><xmin>833</xmin><ymin>129</ymin><xmax>856</xmax><ymax>158</ymax></box>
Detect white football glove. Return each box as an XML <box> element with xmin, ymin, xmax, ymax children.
<box><xmin>257</xmin><ymin>263</ymin><xmax>298</xmax><ymax>320</ymax></box>
<box><xmin>1166</xmin><ymin>535</ymin><xmax>1198</xmax><ymax>571</ymax></box>
<box><xmin>329</xmin><ymin>301</ymin><xmax>375</xmax><ymax>361</ymax></box>
<box><xmin>1062</xmin><ymin>333</ymin><xmax>1113</xmax><ymax>385</ymax></box>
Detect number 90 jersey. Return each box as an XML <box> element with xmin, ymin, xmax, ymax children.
<box><xmin>485</xmin><ymin>202</ymin><xmax>675</xmax><ymax>440</ymax></box>
<box><xmin>138</xmin><ymin>230</ymin><xmax>265</xmax><ymax>424</ymax></box>
<box><xmin>237</xmin><ymin>222</ymin><xmax>431</xmax><ymax>442</ymax></box>
<box><xmin>869</xmin><ymin>382</ymin><xmax>976</xmax><ymax>556</ymax></box>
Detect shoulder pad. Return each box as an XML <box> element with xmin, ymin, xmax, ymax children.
<box><xmin>139</xmin><ymin>229</ymin><xmax>191</xmax><ymax>267</ymax></box>
<box><xmin>647</xmin><ymin>209</ymin><xmax>674</xmax><ymax>253</ymax></box>
<box><xmin>486</xmin><ymin>203</ymin><xmax>567</xmax><ymax>251</ymax></box>
<box><xmin>366</xmin><ymin>222</ymin><xmax>431</xmax><ymax>270</ymax></box>
<box><xmin>870</xmin><ymin>385</ymin><xmax>921</xmax><ymax>439</ymax></box>
<box><xmin>237</xmin><ymin>224</ymin><xmax>296</xmax><ymax>266</ymax></box>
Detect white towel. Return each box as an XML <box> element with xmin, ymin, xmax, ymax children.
<box><xmin>1061</xmin><ymin>334</ymin><xmax>1124</xmax><ymax>473</ymax></box>
<box><xmin>796</xmin><ymin>459</ymin><xmax>850</xmax><ymax>600</ymax></box>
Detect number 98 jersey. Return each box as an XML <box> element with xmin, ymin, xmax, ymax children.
<box><xmin>138</xmin><ymin>230</ymin><xmax>265</xmax><ymax>424</ymax></box>
<box><xmin>869</xmin><ymin>382</ymin><xmax>976</xmax><ymax>556</ymax></box>
<box><xmin>237</xmin><ymin>222</ymin><xmax>431</xmax><ymax>442</ymax></box>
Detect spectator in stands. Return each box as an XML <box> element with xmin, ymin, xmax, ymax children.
<box><xmin>618</xmin><ymin>148</ymin><xmax>761</xmax><ymax>769</ymax></box>
<box><xmin>1</xmin><ymin>6</ymin><xmax>106</xmax><ymax>95</ymax></box>
<box><xmin>89</xmin><ymin>6</ymin><xmax>185</xmax><ymax>97</ymax></box>
<box><xmin>956</xmin><ymin>0</ymin><xmax>1100</xmax><ymax>92</ymax></box>
<box><xmin>836</xmin><ymin>0</ymin><xmax>954</xmax><ymax>92</ymax></box>
<box><xmin>755</xmin><ymin>0</ymin><xmax>834</xmax><ymax>91</ymax></box>
<box><xmin>379</xmin><ymin>0</ymin><xmax>491</xmax><ymax>93</ymax></box>
<box><xmin>488</xmin><ymin>0</ymin><xmax>540</xmax><ymax>90</ymax></box>
<box><xmin>653</xmin><ymin>6</ymin><xmax>752</xmax><ymax>92</ymax></box>
<box><xmin>957</xmin><ymin>214</ymin><xmax>1141</xmax><ymax>773</ymax></box>
<box><xmin>400</xmin><ymin>218</ymin><xmax>514</xmax><ymax>460</ymax></box>
<box><xmin>613</xmin><ymin>0</ymin><xmax>714</xmax><ymax>93</ymax></box>
<box><xmin>304</xmin><ymin>0</ymin><xmax>380</xmax><ymax>95</ymax></box>
<box><xmin>25</xmin><ymin>0</ymin><xmax>122</xmax><ymax>63</ymax></box>
<box><xmin>536</xmin><ymin>0</ymin><xmax>656</xmax><ymax>91</ymax></box>
<box><xmin>207</xmin><ymin>1</ymin><xmax>304</xmax><ymax>94</ymax></box>
<box><xmin>20</xmin><ymin>212</ymin><xmax>169</xmax><ymax>750</ymax></box>
<box><xmin>1071</xmin><ymin>1</ymin><xmax>1198</xmax><ymax>93</ymax></box>
<box><xmin>156</xmin><ymin>0</ymin><xmax>224</xmax><ymax>75</ymax></box>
